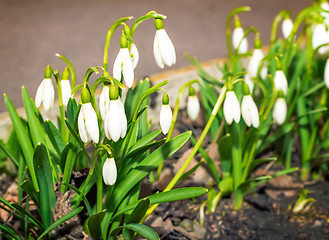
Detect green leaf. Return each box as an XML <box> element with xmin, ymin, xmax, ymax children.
<box><xmin>0</xmin><ymin>224</ymin><xmax>22</xmax><ymax>240</ymax></box>
<box><xmin>21</xmin><ymin>180</ymin><xmax>39</xmax><ymax>206</ymax></box>
<box><xmin>11</xmin><ymin>203</ymin><xmax>43</xmax><ymax>230</ymax></box>
<box><xmin>37</xmin><ymin>207</ymin><xmax>83</xmax><ymax>240</ymax></box>
<box><xmin>128</xmin><ymin>130</ymin><xmax>161</xmax><ymax>153</ymax></box>
<box><xmin>55</xmin><ymin>53</ymin><xmax>76</xmax><ymax>87</ymax></box>
<box><xmin>123</xmin><ymin>223</ymin><xmax>159</xmax><ymax>240</ymax></box>
<box><xmin>88</xmin><ymin>210</ymin><xmax>106</xmax><ymax>240</ymax></box>
<box><xmin>67</xmin><ymin>98</ymin><xmax>78</xmax><ymax>127</ymax></box>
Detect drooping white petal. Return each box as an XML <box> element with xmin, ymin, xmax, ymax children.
<box><xmin>35</xmin><ymin>79</ymin><xmax>45</xmax><ymax>108</ymax></box>
<box><xmin>61</xmin><ymin>79</ymin><xmax>71</xmax><ymax>107</ymax></box>
<box><xmin>102</xmin><ymin>158</ymin><xmax>117</xmax><ymax>186</ymax></box>
<box><xmin>160</xmin><ymin>104</ymin><xmax>172</xmax><ymax>135</ymax></box>
<box><xmin>274</xmin><ymin>70</ymin><xmax>288</xmax><ymax>95</ymax></box>
<box><xmin>78</xmin><ymin>109</ymin><xmax>88</xmax><ymax>143</ymax></box>
<box><xmin>42</xmin><ymin>78</ymin><xmax>55</xmax><ymax>111</ymax></box>
<box><xmin>232</xmin><ymin>27</ymin><xmax>248</xmax><ymax>54</ymax></box>
<box><xmin>244</xmin><ymin>73</ymin><xmax>254</xmax><ymax>93</ymax></box>
<box><xmin>223</xmin><ymin>91</ymin><xmax>241</xmax><ymax>125</ymax></box>
<box><xmin>282</xmin><ymin>18</ymin><xmax>293</xmax><ymax>39</ymax></box>
<box><xmin>241</xmin><ymin>96</ymin><xmax>251</xmax><ymax>127</ymax></box>
<box><xmin>113</xmin><ymin>49</ymin><xmax>123</xmax><ymax>81</ymax></box>
<box><xmin>118</xmin><ymin>98</ymin><xmax>127</xmax><ymax>138</ymax></box>
<box><xmin>241</xmin><ymin>95</ymin><xmax>259</xmax><ymax>128</ymax></box>
<box><xmin>312</xmin><ymin>24</ymin><xmax>329</xmax><ymax>55</ymax></box>
<box><xmin>99</xmin><ymin>85</ymin><xmax>110</xmax><ymax>121</ymax></box>
<box><xmin>82</xmin><ymin>103</ymin><xmax>99</xmax><ymax>144</ymax></box>
<box><xmin>153</xmin><ymin>36</ymin><xmax>165</xmax><ymax>69</ymax></box>
<box><xmin>156</xmin><ymin>29</ymin><xmax>176</xmax><ymax>67</ymax></box>
<box><xmin>321</xmin><ymin>2</ymin><xmax>329</xmax><ymax>26</ymax></box>
<box><xmin>107</xmin><ymin>100</ymin><xmax>122</xmax><ymax>142</ymax></box>
<box><xmin>121</xmin><ymin>48</ymin><xmax>134</xmax><ymax>88</ymax></box>
<box><xmin>130</xmin><ymin>43</ymin><xmax>139</xmax><ymax>69</ymax></box>
<box><xmin>187</xmin><ymin>95</ymin><xmax>200</xmax><ymax>121</ymax></box>
<box><xmin>248</xmin><ymin>49</ymin><xmax>264</xmax><ymax>78</ymax></box>
<box><xmin>273</xmin><ymin>98</ymin><xmax>287</xmax><ymax>125</ymax></box>
<box><xmin>325</xmin><ymin>59</ymin><xmax>329</xmax><ymax>88</ymax></box>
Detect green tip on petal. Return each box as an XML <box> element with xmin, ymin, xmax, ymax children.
<box><xmin>277</xmin><ymin>89</ymin><xmax>285</xmax><ymax>98</ymax></box>
<box><xmin>109</xmin><ymin>85</ymin><xmax>119</xmax><ymax>100</ymax></box>
<box><xmin>188</xmin><ymin>86</ymin><xmax>196</xmax><ymax>96</ymax></box>
<box><xmin>155</xmin><ymin>18</ymin><xmax>164</xmax><ymax>30</ymax></box>
<box><xmin>227</xmin><ymin>81</ymin><xmax>234</xmax><ymax>91</ymax></box>
<box><xmin>120</xmin><ymin>34</ymin><xmax>128</xmax><ymax>48</ymax></box>
<box><xmin>234</xmin><ymin>15</ymin><xmax>242</xmax><ymax>28</ymax></box>
<box><xmin>44</xmin><ymin>65</ymin><xmax>52</xmax><ymax>79</ymax></box>
<box><xmin>254</xmin><ymin>34</ymin><xmax>262</xmax><ymax>49</ymax></box>
<box><xmin>123</xmin><ymin>24</ymin><xmax>131</xmax><ymax>37</ymax></box>
<box><xmin>162</xmin><ymin>92</ymin><xmax>169</xmax><ymax>105</ymax></box>
<box><xmin>242</xmin><ymin>82</ymin><xmax>250</xmax><ymax>95</ymax></box>
<box><xmin>81</xmin><ymin>88</ymin><xmax>91</xmax><ymax>104</ymax></box>
<box><xmin>62</xmin><ymin>67</ymin><xmax>70</xmax><ymax>80</ymax></box>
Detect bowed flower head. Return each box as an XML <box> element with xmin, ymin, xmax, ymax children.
<box><xmin>159</xmin><ymin>93</ymin><xmax>172</xmax><ymax>135</ymax></box>
<box><xmin>186</xmin><ymin>86</ymin><xmax>200</xmax><ymax>121</ymax></box>
<box><xmin>312</xmin><ymin>23</ymin><xmax>329</xmax><ymax>55</ymax></box>
<box><xmin>99</xmin><ymin>72</ymin><xmax>111</xmax><ymax>121</ymax></box>
<box><xmin>274</xmin><ymin>70</ymin><xmax>288</xmax><ymax>95</ymax></box>
<box><xmin>282</xmin><ymin>16</ymin><xmax>293</xmax><ymax>39</ymax></box>
<box><xmin>61</xmin><ymin>67</ymin><xmax>71</xmax><ymax>107</ymax></box>
<box><xmin>232</xmin><ymin>15</ymin><xmax>248</xmax><ymax>54</ymax></box>
<box><xmin>273</xmin><ymin>90</ymin><xmax>287</xmax><ymax>125</ymax></box>
<box><xmin>78</xmin><ymin>88</ymin><xmax>99</xmax><ymax>143</ymax></box>
<box><xmin>104</xmin><ymin>85</ymin><xmax>127</xmax><ymax>142</ymax></box>
<box><xmin>248</xmin><ymin>35</ymin><xmax>267</xmax><ymax>80</ymax></box>
<box><xmin>102</xmin><ymin>157</ymin><xmax>117</xmax><ymax>186</ymax></box>
<box><xmin>153</xmin><ymin>18</ymin><xmax>176</xmax><ymax>69</ymax></box>
<box><xmin>113</xmin><ymin>34</ymin><xmax>134</xmax><ymax>88</ymax></box>
<box><xmin>241</xmin><ymin>83</ymin><xmax>259</xmax><ymax>128</ymax></box>
<box><xmin>35</xmin><ymin>65</ymin><xmax>55</xmax><ymax>111</ymax></box>
<box><xmin>223</xmin><ymin>82</ymin><xmax>240</xmax><ymax>125</ymax></box>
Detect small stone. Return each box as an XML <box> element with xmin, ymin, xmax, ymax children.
<box><xmin>312</xmin><ymin>220</ymin><xmax>322</xmax><ymax>228</ymax></box>
<box><xmin>180</xmin><ymin>218</ymin><xmax>194</xmax><ymax>232</ymax></box>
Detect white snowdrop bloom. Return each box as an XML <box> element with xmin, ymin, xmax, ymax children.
<box><xmin>78</xmin><ymin>102</ymin><xmax>99</xmax><ymax>144</ymax></box>
<box><xmin>99</xmin><ymin>85</ymin><xmax>110</xmax><ymax>121</ymax></box>
<box><xmin>321</xmin><ymin>2</ymin><xmax>329</xmax><ymax>25</ymax></box>
<box><xmin>153</xmin><ymin>18</ymin><xmax>176</xmax><ymax>69</ymax></box>
<box><xmin>244</xmin><ymin>73</ymin><xmax>254</xmax><ymax>93</ymax></box>
<box><xmin>35</xmin><ymin>78</ymin><xmax>55</xmax><ymax>112</ymax></box>
<box><xmin>273</xmin><ymin>97</ymin><xmax>287</xmax><ymax>125</ymax></box>
<box><xmin>324</xmin><ymin>59</ymin><xmax>329</xmax><ymax>88</ymax></box>
<box><xmin>248</xmin><ymin>48</ymin><xmax>267</xmax><ymax>78</ymax></box>
<box><xmin>223</xmin><ymin>90</ymin><xmax>241</xmax><ymax>125</ymax></box>
<box><xmin>274</xmin><ymin>70</ymin><xmax>288</xmax><ymax>95</ymax></box>
<box><xmin>312</xmin><ymin>23</ymin><xmax>329</xmax><ymax>55</ymax></box>
<box><xmin>102</xmin><ymin>157</ymin><xmax>117</xmax><ymax>186</ymax></box>
<box><xmin>282</xmin><ymin>18</ymin><xmax>293</xmax><ymax>39</ymax></box>
<box><xmin>187</xmin><ymin>95</ymin><xmax>200</xmax><ymax>121</ymax></box>
<box><xmin>61</xmin><ymin>80</ymin><xmax>71</xmax><ymax>107</ymax></box>
<box><xmin>160</xmin><ymin>104</ymin><xmax>172</xmax><ymax>135</ymax></box>
<box><xmin>232</xmin><ymin>27</ymin><xmax>248</xmax><ymax>54</ymax></box>
<box><xmin>104</xmin><ymin>98</ymin><xmax>127</xmax><ymax>142</ymax></box>
<box><xmin>130</xmin><ymin>43</ymin><xmax>139</xmax><ymax>69</ymax></box>
<box><xmin>113</xmin><ymin>48</ymin><xmax>134</xmax><ymax>88</ymax></box>
<box><xmin>241</xmin><ymin>95</ymin><xmax>259</xmax><ymax>128</ymax></box>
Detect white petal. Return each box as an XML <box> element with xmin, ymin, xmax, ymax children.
<box><xmin>325</xmin><ymin>59</ymin><xmax>329</xmax><ymax>88</ymax></box>
<box><xmin>121</xmin><ymin>48</ymin><xmax>134</xmax><ymax>88</ymax></box>
<box><xmin>78</xmin><ymin>109</ymin><xmax>88</xmax><ymax>143</ymax></box>
<box><xmin>131</xmin><ymin>43</ymin><xmax>139</xmax><ymax>69</ymax></box>
<box><xmin>153</xmin><ymin>33</ymin><xmax>165</xmax><ymax>69</ymax></box>
<box><xmin>241</xmin><ymin>96</ymin><xmax>251</xmax><ymax>127</ymax></box>
<box><xmin>61</xmin><ymin>79</ymin><xmax>71</xmax><ymax>107</ymax></box>
<box><xmin>42</xmin><ymin>78</ymin><xmax>55</xmax><ymax>111</ymax></box>
<box><xmin>244</xmin><ymin>73</ymin><xmax>254</xmax><ymax>93</ymax></box>
<box><xmin>231</xmin><ymin>92</ymin><xmax>241</xmax><ymax>123</ymax></box>
<box><xmin>102</xmin><ymin>158</ymin><xmax>117</xmax><ymax>186</ymax></box>
<box><xmin>282</xmin><ymin>18</ymin><xmax>293</xmax><ymax>39</ymax></box>
<box><xmin>104</xmin><ymin>108</ymin><xmax>111</xmax><ymax>140</ymax></box>
<box><xmin>247</xmin><ymin>96</ymin><xmax>260</xmax><ymax>128</ymax></box>
<box><xmin>99</xmin><ymin>86</ymin><xmax>110</xmax><ymax>121</ymax></box>
<box><xmin>274</xmin><ymin>70</ymin><xmax>288</xmax><ymax>95</ymax></box>
<box><xmin>160</xmin><ymin>104</ymin><xmax>172</xmax><ymax>135</ymax></box>
<box><xmin>82</xmin><ymin>103</ymin><xmax>99</xmax><ymax>143</ymax></box>
<box><xmin>187</xmin><ymin>95</ymin><xmax>200</xmax><ymax>121</ymax></box>
<box><xmin>223</xmin><ymin>91</ymin><xmax>241</xmax><ymax>124</ymax></box>
<box><xmin>113</xmin><ymin>49</ymin><xmax>123</xmax><ymax>81</ymax></box>
<box><xmin>118</xmin><ymin>98</ymin><xmax>127</xmax><ymax>138</ymax></box>
<box><xmin>260</xmin><ymin>65</ymin><xmax>268</xmax><ymax>80</ymax></box>
<box><xmin>273</xmin><ymin>98</ymin><xmax>287</xmax><ymax>125</ymax></box>
<box><xmin>156</xmin><ymin>29</ymin><xmax>176</xmax><ymax>67</ymax></box>
<box><xmin>35</xmin><ymin>79</ymin><xmax>45</xmax><ymax>108</ymax></box>
<box><xmin>248</xmin><ymin>49</ymin><xmax>264</xmax><ymax>78</ymax></box>
<box><xmin>108</xmin><ymin>100</ymin><xmax>122</xmax><ymax>142</ymax></box>
<box><xmin>312</xmin><ymin>24</ymin><xmax>329</xmax><ymax>54</ymax></box>
<box><xmin>232</xmin><ymin>27</ymin><xmax>248</xmax><ymax>54</ymax></box>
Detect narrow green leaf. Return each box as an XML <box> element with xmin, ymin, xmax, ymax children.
<box><xmin>62</xmin><ymin>183</ymin><xmax>92</xmax><ymax>216</ymax></box>
<box><xmin>21</xmin><ymin>180</ymin><xmax>39</xmax><ymax>206</ymax></box>
<box><xmin>88</xmin><ymin>210</ymin><xmax>106</xmax><ymax>240</ymax></box>
<box><xmin>128</xmin><ymin>130</ymin><xmax>161</xmax><ymax>153</ymax></box>
<box><xmin>11</xmin><ymin>203</ymin><xmax>43</xmax><ymax>230</ymax></box>
<box><xmin>123</xmin><ymin>223</ymin><xmax>159</xmax><ymax>240</ymax></box>
<box><xmin>0</xmin><ymin>224</ymin><xmax>22</xmax><ymax>240</ymax></box>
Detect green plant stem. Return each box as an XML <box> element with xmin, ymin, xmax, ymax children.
<box><xmin>143</xmin><ymin>86</ymin><xmax>227</xmax><ymax>222</ymax></box>
<box><xmin>270</xmin><ymin>10</ymin><xmax>291</xmax><ymax>47</ymax></box>
<box><xmin>131</xmin><ymin>11</ymin><xmax>166</xmax><ymax>37</ymax></box>
<box><xmin>103</xmin><ymin>17</ymin><xmax>132</xmax><ymax>71</ymax></box>
<box><xmin>156</xmin><ymin>79</ymin><xmax>199</xmax><ymax>180</ymax></box>
<box><xmin>96</xmin><ymin>159</ymin><xmax>103</xmax><ymax>213</ymax></box>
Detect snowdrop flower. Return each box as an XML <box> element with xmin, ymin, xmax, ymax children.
<box><xmin>273</xmin><ymin>90</ymin><xmax>287</xmax><ymax>125</ymax></box>
<box><xmin>78</xmin><ymin>88</ymin><xmax>99</xmax><ymax>143</ymax></box>
<box><xmin>321</xmin><ymin>1</ymin><xmax>329</xmax><ymax>26</ymax></box>
<box><xmin>130</xmin><ymin>43</ymin><xmax>139</xmax><ymax>69</ymax></box>
<box><xmin>282</xmin><ymin>17</ymin><xmax>293</xmax><ymax>39</ymax></box>
<box><xmin>60</xmin><ymin>67</ymin><xmax>71</xmax><ymax>107</ymax></box>
<box><xmin>186</xmin><ymin>86</ymin><xmax>200</xmax><ymax>121</ymax></box>
<box><xmin>312</xmin><ymin>23</ymin><xmax>329</xmax><ymax>55</ymax></box>
<box><xmin>248</xmin><ymin>35</ymin><xmax>267</xmax><ymax>80</ymax></box>
<box><xmin>104</xmin><ymin>85</ymin><xmax>127</xmax><ymax>142</ymax></box>
<box><xmin>35</xmin><ymin>65</ymin><xmax>55</xmax><ymax>111</ymax></box>
<box><xmin>113</xmin><ymin>34</ymin><xmax>134</xmax><ymax>88</ymax></box>
<box><xmin>159</xmin><ymin>93</ymin><xmax>172</xmax><ymax>135</ymax></box>
<box><xmin>324</xmin><ymin>58</ymin><xmax>329</xmax><ymax>88</ymax></box>
<box><xmin>274</xmin><ymin>70</ymin><xmax>288</xmax><ymax>95</ymax></box>
<box><xmin>223</xmin><ymin>82</ymin><xmax>240</xmax><ymax>125</ymax></box>
<box><xmin>99</xmin><ymin>72</ymin><xmax>112</xmax><ymax>121</ymax></box>
<box><xmin>241</xmin><ymin>83</ymin><xmax>259</xmax><ymax>128</ymax></box>
<box><xmin>153</xmin><ymin>18</ymin><xmax>176</xmax><ymax>69</ymax></box>
<box><xmin>244</xmin><ymin>73</ymin><xmax>254</xmax><ymax>93</ymax></box>
<box><xmin>102</xmin><ymin>157</ymin><xmax>117</xmax><ymax>186</ymax></box>
<box><xmin>232</xmin><ymin>16</ymin><xmax>248</xmax><ymax>54</ymax></box>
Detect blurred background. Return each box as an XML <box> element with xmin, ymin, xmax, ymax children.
<box><xmin>0</xmin><ymin>0</ymin><xmax>310</xmax><ymax>112</ymax></box>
